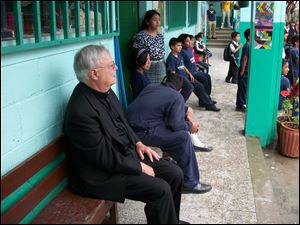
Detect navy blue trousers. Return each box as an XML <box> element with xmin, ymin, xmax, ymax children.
<box><xmin>136</xmin><ymin>126</ymin><xmax>200</xmax><ymax>188</ymax></box>
<box><xmin>236</xmin><ymin>72</ymin><xmax>248</xmax><ymax>107</ymax></box>
<box><xmin>193</xmin><ymin>71</ymin><xmax>212</xmax><ymax>95</ymax></box>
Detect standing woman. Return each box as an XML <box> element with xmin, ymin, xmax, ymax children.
<box><xmin>133</xmin><ymin>10</ymin><xmax>166</xmax><ymax>84</ymax></box>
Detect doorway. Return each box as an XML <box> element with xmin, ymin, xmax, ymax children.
<box><xmin>118</xmin><ymin>1</ymin><xmax>139</xmax><ymax>104</ymax></box>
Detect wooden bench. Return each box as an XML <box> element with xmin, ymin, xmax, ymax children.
<box><xmin>1</xmin><ymin>136</ymin><xmax>118</xmax><ymax>224</ymax></box>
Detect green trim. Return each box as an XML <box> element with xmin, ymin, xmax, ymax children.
<box><xmin>33</xmin><ymin>2</ymin><xmax>42</xmax><ymax>43</ymax></box>
<box><xmin>94</xmin><ymin>2</ymin><xmax>99</xmax><ymax>35</ymax></box>
<box><xmin>75</xmin><ymin>1</ymin><xmax>81</xmax><ymax>37</ymax></box>
<box><xmin>1</xmin><ymin>33</ymin><xmax>119</xmax><ymax>54</ymax></box>
<box><xmin>102</xmin><ymin>2</ymin><xmax>107</xmax><ymax>34</ymax></box>
<box><xmin>188</xmin><ymin>1</ymin><xmax>198</xmax><ymax>26</ymax></box>
<box><xmin>62</xmin><ymin>1</ymin><xmax>69</xmax><ymax>39</ymax></box>
<box><xmin>109</xmin><ymin>1</ymin><xmax>113</xmax><ymax>33</ymax></box>
<box><xmin>19</xmin><ymin>178</ymin><xmax>68</xmax><ymax>224</ymax></box>
<box><xmin>168</xmin><ymin>1</ymin><xmax>186</xmax><ymax>30</ymax></box>
<box><xmin>168</xmin><ymin>26</ymin><xmax>186</xmax><ymax>31</ymax></box>
<box><xmin>1</xmin><ymin>154</ymin><xmax>65</xmax><ymax>215</ymax></box>
<box><xmin>13</xmin><ymin>1</ymin><xmax>23</xmax><ymax>45</ymax></box>
<box><xmin>85</xmin><ymin>1</ymin><xmax>91</xmax><ymax>36</ymax></box>
<box><xmin>116</xmin><ymin>1</ymin><xmax>120</xmax><ymax>33</ymax></box>
<box><xmin>49</xmin><ymin>2</ymin><xmax>57</xmax><ymax>41</ymax></box>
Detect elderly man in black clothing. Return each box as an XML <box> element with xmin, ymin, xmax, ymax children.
<box><xmin>64</xmin><ymin>45</ymin><xmax>188</xmax><ymax>224</ymax></box>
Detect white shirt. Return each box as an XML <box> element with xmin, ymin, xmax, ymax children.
<box><xmin>230</xmin><ymin>40</ymin><xmax>239</xmax><ymax>53</ymax></box>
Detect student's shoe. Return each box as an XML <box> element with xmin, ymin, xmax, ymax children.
<box><xmin>225</xmin><ymin>78</ymin><xmax>231</xmax><ymax>83</ymax></box>
<box><xmin>212</xmin><ymin>100</ymin><xmax>217</xmax><ymax>104</ymax></box>
<box><xmin>194</xmin><ymin>145</ymin><xmax>213</xmax><ymax>152</ymax></box>
<box><xmin>236</xmin><ymin>105</ymin><xmax>246</xmax><ymax>112</ymax></box>
<box><xmin>207</xmin><ymin>63</ymin><xmax>212</xmax><ymax>67</ymax></box>
<box><xmin>231</xmin><ymin>80</ymin><xmax>237</xmax><ymax>84</ymax></box>
<box><xmin>212</xmin><ymin>37</ymin><xmax>217</xmax><ymax>39</ymax></box>
<box><xmin>182</xmin><ymin>183</ymin><xmax>212</xmax><ymax>194</ymax></box>
<box><xmin>206</xmin><ymin>104</ymin><xmax>221</xmax><ymax>112</ymax></box>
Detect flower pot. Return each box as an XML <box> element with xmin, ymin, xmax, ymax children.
<box><xmin>276</xmin><ymin>115</ymin><xmax>289</xmax><ymax>147</ymax></box>
<box><xmin>279</xmin><ymin>122</ymin><xmax>299</xmax><ymax>158</ymax></box>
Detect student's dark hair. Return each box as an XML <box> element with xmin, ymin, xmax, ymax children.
<box><xmin>161</xmin><ymin>72</ymin><xmax>183</xmax><ymax>91</ymax></box>
<box><xmin>169</xmin><ymin>37</ymin><xmax>181</xmax><ymax>49</ymax></box>
<box><xmin>195</xmin><ymin>32</ymin><xmax>203</xmax><ymax>40</ymax></box>
<box><xmin>282</xmin><ymin>59</ymin><xmax>289</xmax><ymax>67</ymax></box>
<box><xmin>244</xmin><ymin>28</ymin><xmax>250</xmax><ymax>41</ymax></box>
<box><xmin>286</xmin><ymin>34</ymin><xmax>292</xmax><ymax>44</ymax></box>
<box><xmin>140</xmin><ymin>10</ymin><xmax>160</xmax><ymax>30</ymax></box>
<box><xmin>231</xmin><ymin>31</ymin><xmax>240</xmax><ymax>39</ymax></box>
<box><xmin>178</xmin><ymin>33</ymin><xmax>190</xmax><ymax>44</ymax></box>
<box><xmin>209</xmin><ymin>3</ymin><xmax>214</xmax><ymax>7</ymax></box>
<box><xmin>134</xmin><ymin>48</ymin><xmax>150</xmax><ymax>69</ymax></box>
<box><xmin>188</xmin><ymin>34</ymin><xmax>194</xmax><ymax>40</ymax></box>
<box><xmin>291</xmin><ymin>35</ymin><xmax>299</xmax><ymax>46</ymax></box>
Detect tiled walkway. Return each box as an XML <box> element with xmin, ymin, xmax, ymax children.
<box><xmin>118</xmin><ymin>48</ymin><xmax>294</xmax><ymax>224</ymax></box>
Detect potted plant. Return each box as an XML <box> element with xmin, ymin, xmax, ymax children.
<box><xmin>278</xmin><ymin>93</ymin><xmax>299</xmax><ymax>158</ymax></box>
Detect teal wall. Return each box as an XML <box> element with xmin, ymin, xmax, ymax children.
<box><xmin>245</xmin><ymin>1</ymin><xmax>286</xmax><ymax>147</ymax></box>
<box><xmin>1</xmin><ymin>38</ymin><xmax>118</xmax><ymax>176</ymax></box>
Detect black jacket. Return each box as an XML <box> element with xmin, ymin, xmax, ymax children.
<box><xmin>64</xmin><ymin>82</ymin><xmax>142</xmax><ymax>202</ymax></box>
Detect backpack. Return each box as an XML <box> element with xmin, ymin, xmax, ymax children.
<box><xmin>223</xmin><ymin>42</ymin><xmax>232</xmax><ymax>61</ymax></box>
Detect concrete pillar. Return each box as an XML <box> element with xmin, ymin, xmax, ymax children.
<box><xmin>245</xmin><ymin>1</ymin><xmax>286</xmax><ymax>147</ymax></box>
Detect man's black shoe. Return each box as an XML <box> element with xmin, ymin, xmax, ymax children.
<box><xmin>206</xmin><ymin>104</ymin><xmax>221</xmax><ymax>112</ymax></box>
<box><xmin>231</xmin><ymin>80</ymin><xmax>237</xmax><ymax>84</ymax></box>
<box><xmin>212</xmin><ymin>37</ymin><xmax>217</xmax><ymax>39</ymax></box>
<box><xmin>194</xmin><ymin>145</ymin><xmax>213</xmax><ymax>152</ymax></box>
<box><xmin>212</xmin><ymin>100</ymin><xmax>217</xmax><ymax>104</ymax></box>
<box><xmin>179</xmin><ymin>220</ymin><xmax>190</xmax><ymax>224</ymax></box>
<box><xmin>182</xmin><ymin>183</ymin><xmax>212</xmax><ymax>194</ymax></box>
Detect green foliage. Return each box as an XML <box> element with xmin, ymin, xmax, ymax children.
<box><xmin>282</xmin><ymin>96</ymin><xmax>299</xmax><ymax>129</ymax></box>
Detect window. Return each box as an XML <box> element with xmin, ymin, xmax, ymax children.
<box><xmin>188</xmin><ymin>1</ymin><xmax>197</xmax><ymax>26</ymax></box>
<box><xmin>167</xmin><ymin>1</ymin><xmax>186</xmax><ymax>30</ymax></box>
<box><xmin>1</xmin><ymin>1</ymin><xmax>119</xmax><ymax>54</ymax></box>
<box><xmin>153</xmin><ymin>1</ymin><xmax>165</xmax><ymax>27</ymax></box>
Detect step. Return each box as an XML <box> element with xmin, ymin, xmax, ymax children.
<box><xmin>246</xmin><ymin>137</ymin><xmax>281</xmax><ymax>224</ymax></box>
<box><xmin>210</xmin><ymin>34</ymin><xmax>232</xmax><ymax>39</ymax></box>
<box><xmin>206</xmin><ymin>42</ymin><xmax>228</xmax><ymax>47</ymax></box>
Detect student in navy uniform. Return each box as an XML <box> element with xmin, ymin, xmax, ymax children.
<box><xmin>166</xmin><ymin>38</ymin><xmax>220</xmax><ymax>112</ymax></box>
<box><xmin>126</xmin><ymin>73</ymin><xmax>212</xmax><ymax>194</ymax></box>
<box><xmin>236</xmin><ymin>28</ymin><xmax>250</xmax><ymax>111</ymax></box>
<box><xmin>130</xmin><ymin>48</ymin><xmax>151</xmax><ymax>100</ymax></box>
<box><xmin>178</xmin><ymin>33</ymin><xmax>212</xmax><ymax>96</ymax></box>
<box><xmin>207</xmin><ymin>3</ymin><xmax>217</xmax><ymax>39</ymax></box>
<box><xmin>225</xmin><ymin>32</ymin><xmax>242</xmax><ymax>84</ymax></box>
<box><xmin>288</xmin><ymin>35</ymin><xmax>299</xmax><ymax>84</ymax></box>
<box><xmin>279</xmin><ymin>59</ymin><xmax>291</xmax><ymax>110</ymax></box>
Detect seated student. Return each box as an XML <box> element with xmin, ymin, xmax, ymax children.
<box><xmin>64</xmin><ymin>45</ymin><xmax>188</xmax><ymax>224</ymax></box>
<box><xmin>130</xmin><ymin>48</ymin><xmax>151</xmax><ymax>100</ymax></box>
<box><xmin>179</xmin><ymin>33</ymin><xmax>212</xmax><ymax>96</ymax></box>
<box><xmin>225</xmin><ymin>31</ymin><xmax>242</xmax><ymax>84</ymax></box>
<box><xmin>194</xmin><ymin>32</ymin><xmax>212</xmax><ymax>67</ymax></box>
<box><xmin>279</xmin><ymin>59</ymin><xmax>291</xmax><ymax>110</ymax></box>
<box><xmin>166</xmin><ymin>37</ymin><xmax>220</xmax><ymax>112</ymax></box>
<box><xmin>126</xmin><ymin>73</ymin><xmax>213</xmax><ymax>194</ymax></box>
<box><xmin>190</xmin><ymin>34</ymin><xmax>209</xmax><ymax>74</ymax></box>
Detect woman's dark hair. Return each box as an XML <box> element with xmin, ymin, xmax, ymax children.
<box><xmin>140</xmin><ymin>10</ymin><xmax>160</xmax><ymax>30</ymax></box>
<box><xmin>134</xmin><ymin>48</ymin><xmax>150</xmax><ymax>69</ymax></box>
<box><xmin>161</xmin><ymin>72</ymin><xmax>183</xmax><ymax>91</ymax></box>
<box><xmin>231</xmin><ymin>31</ymin><xmax>240</xmax><ymax>39</ymax></box>
<box><xmin>282</xmin><ymin>59</ymin><xmax>289</xmax><ymax>67</ymax></box>
<box><xmin>244</xmin><ymin>28</ymin><xmax>250</xmax><ymax>41</ymax></box>
<box><xmin>195</xmin><ymin>32</ymin><xmax>203</xmax><ymax>40</ymax></box>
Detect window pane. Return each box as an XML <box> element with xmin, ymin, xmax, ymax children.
<box><xmin>1</xmin><ymin>1</ymin><xmax>16</xmax><ymax>40</ymax></box>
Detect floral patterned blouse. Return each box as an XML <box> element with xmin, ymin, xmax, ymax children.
<box><xmin>133</xmin><ymin>30</ymin><xmax>165</xmax><ymax>61</ymax></box>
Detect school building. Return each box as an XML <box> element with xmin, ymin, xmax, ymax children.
<box><xmin>1</xmin><ymin>1</ymin><xmax>289</xmax><ymax>223</ymax></box>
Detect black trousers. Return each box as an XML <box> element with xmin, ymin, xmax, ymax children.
<box><xmin>125</xmin><ymin>158</ymin><xmax>184</xmax><ymax>224</ymax></box>
<box><xmin>193</xmin><ymin>71</ymin><xmax>212</xmax><ymax>95</ymax></box>
<box><xmin>226</xmin><ymin>58</ymin><xmax>239</xmax><ymax>83</ymax></box>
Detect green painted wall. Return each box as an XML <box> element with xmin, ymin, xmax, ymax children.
<box><xmin>245</xmin><ymin>1</ymin><xmax>286</xmax><ymax>147</ymax></box>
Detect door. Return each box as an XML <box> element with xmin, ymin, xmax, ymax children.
<box><xmin>119</xmin><ymin>1</ymin><xmax>139</xmax><ymax>104</ymax></box>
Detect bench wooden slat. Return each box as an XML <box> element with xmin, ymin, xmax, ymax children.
<box><xmin>1</xmin><ymin>163</ymin><xmax>67</xmax><ymax>224</ymax></box>
<box><xmin>1</xmin><ymin>137</ymin><xmax>67</xmax><ymax>200</ymax></box>
<box><xmin>32</xmin><ymin>189</ymin><xmax>115</xmax><ymax>224</ymax></box>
